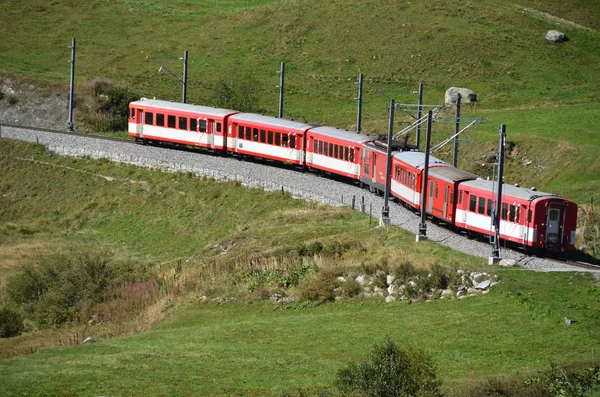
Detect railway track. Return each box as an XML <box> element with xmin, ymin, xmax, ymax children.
<box><xmin>2</xmin><ymin>122</ymin><xmax>599</xmax><ymax>273</ymax></box>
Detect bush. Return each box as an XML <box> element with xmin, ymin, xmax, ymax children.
<box><xmin>212</xmin><ymin>72</ymin><xmax>265</xmax><ymax>113</ymax></box>
<box><xmin>5</xmin><ymin>249</ymin><xmax>153</xmax><ymax>326</ymax></box>
<box><xmin>0</xmin><ymin>307</ymin><xmax>24</xmax><ymax>338</ymax></box>
<box><xmin>337</xmin><ymin>338</ymin><xmax>442</xmax><ymax>397</ymax></box>
<box><xmin>296</xmin><ymin>270</ymin><xmax>338</xmax><ymax>304</ymax></box>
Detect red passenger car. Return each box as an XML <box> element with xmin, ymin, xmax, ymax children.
<box><xmin>455</xmin><ymin>180</ymin><xmax>578</xmax><ymax>251</ymax></box>
<box><xmin>306</xmin><ymin>127</ymin><xmax>375</xmax><ymax>180</ymax></box>
<box><xmin>228</xmin><ymin>114</ymin><xmax>312</xmax><ymax>165</ymax></box>
<box><xmin>128</xmin><ymin>99</ymin><xmax>238</xmax><ymax>150</ymax></box>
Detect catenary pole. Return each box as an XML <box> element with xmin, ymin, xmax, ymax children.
<box><xmin>415</xmin><ymin>82</ymin><xmax>423</xmax><ymax>149</ymax></box>
<box><xmin>381</xmin><ymin>99</ymin><xmax>394</xmax><ymax>228</ymax></box>
<box><xmin>491</xmin><ymin>124</ymin><xmax>506</xmax><ymax>261</ymax></box>
<box><xmin>417</xmin><ymin>110</ymin><xmax>433</xmax><ymax>241</ymax></box>
<box><xmin>67</xmin><ymin>38</ymin><xmax>76</xmax><ymax>132</ymax></box>
<box><xmin>356</xmin><ymin>73</ymin><xmax>364</xmax><ymax>134</ymax></box>
<box><xmin>453</xmin><ymin>93</ymin><xmax>461</xmax><ymax>167</ymax></box>
<box><xmin>182</xmin><ymin>50</ymin><xmax>188</xmax><ymax>103</ymax></box>
<box><xmin>278</xmin><ymin>62</ymin><xmax>285</xmax><ymax>118</ymax></box>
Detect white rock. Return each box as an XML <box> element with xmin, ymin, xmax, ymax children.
<box><xmin>385</xmin><ymin>295</ymin><xmax>396</xmax><ymax>303</ymax></box>
<box><xmin>386</xmin><ymin>275</ymin><xmax>395</xmax><ymax>286</ymax></box>
<box><xmin>475</xmin><ymin>280</ymin><xmax>491</xmax><ymax>290</ymax></box>
<box><xmin>82</xmin><ymin>336</ymin><xmax>95</xmax><ymax>344</ymax></box>
<box><xmin>445</xmin><ymin>87</ymin><xmax>477</xmax><ymax>104</ymax></box>
<box><xmin>337</xmin><ymin>276</ymin><xmax>346</xmax><ymax>282</ymax></box>
<box><xmin>546</xmin><ymin>30</ymin><xmax>567</xmax><ymax>42</ymax></box>
<box><xmin>356</xmin><ymin>275</ymin><xmax>367</xmax><ymax>285</ymax></box>
<box><xmin>441</xmin><ymin>289</ymin><xmax>453</xmax><ymax>298</ymax></box>
<box><xmin>387</xmin><ymin>284</ymin><xmax>396</xmax><ymax>295</ymax></box>
<box><xmin>408</xmin><ymin>281</ymin><xmax>417</xmax><ymax>288</ymax></box>
<box><xmin>499</xmin><ymin>259</ymin><xmax>517</xmax><ymax>267</ymax></box>
<box><xmin>373</xmin><ymin>286</ymin><xmax>384</xmax><ymax>293</ymax></box>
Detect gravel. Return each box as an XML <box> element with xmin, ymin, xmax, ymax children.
<box><xmin>2</xmin><ymin>124</ymin><xmax>597</xmax><ymax>274</ymax></box>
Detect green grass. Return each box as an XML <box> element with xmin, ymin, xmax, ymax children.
<box><xmin>0</xmin><ymin>270</ymin><xmax>599</xmax><ymax>396</ymax></box>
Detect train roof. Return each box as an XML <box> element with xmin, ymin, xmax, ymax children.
<box><xmin>393</xmin><ymin>151</ymin><xmax>448</xmax><ymax>169</ymax></box>
<box><xmin>230</xmin><ymin>113</ymin><xmax>313</xmax><ymax>131</ymax></box>
<box><xmin>130</xmin><ymin>99</ymin><xmax>237</xmax><ymax>117</ymax></box>
<box><xmin>308</xmin><ymin>126</ymin><xmax>375</xmax><ymax>144</ymax></box>
<box><xmin>429</xmin><ymin>167</ymin><xmax>478</xmax><ymax>184</ymax></box>
<box><xmin>461</xmin><ymin>179</ymin><xmax>557</xmax><ymax>201</ymax></box>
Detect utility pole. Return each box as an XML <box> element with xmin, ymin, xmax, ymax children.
<box><xmin>416</xmin><ymin>110</ymin><xmax>433</xmax><ymax>242</ymax></box>
<box><xmin>381</xmin><ymin>99</ymin><xmax>394</xmax><ymax>230</ymax></box>
<box><xmin>278</xmin><ymin>62</ymin><xmax>285</xmax><ymax>118</ymax></box>
<box><xmin>415</xmin><ymin>82</ymin><xmax>424</xmax><ymax>149</ymax></box>
<box><xmin>489</xmin><ymin>124</ymin><xmax>506</xmax><ymax>264</ymax></box>
<box><xmin>182</xmin><ymin>50</ymin><xmax>188</xmax><ymax>103</ymax></box>
<box><xmin>453</xmin><ymin>93</ymin><xmax>461</xmax><ymax>167</ymax></box>
<box><xmin>67</xmin><ymin>38</ymin><xmax>76</xmax><ymax>132</ymax></box>
<box><xmin>356</xmin><ymin>73</ymin><xmax>364</xmax><ymax>134</ymax></box>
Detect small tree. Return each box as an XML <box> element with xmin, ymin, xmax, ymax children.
<box><xmin>0</xmin><ymin>307</ymin><xmax>24</xmax><ymax>338</ymax></box>
<box><xmin>337</xmin><ymin>338</ymin><xmax>442</xmax><ymax>397</ymax></box>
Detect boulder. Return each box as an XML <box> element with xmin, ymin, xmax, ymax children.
<box><xmin>445</xmin><ymin>87</ymin><xmax>477</xmax><ymax>105</ymax></box>
<box><xmin>546</xmin><ymin>30</ymin><xmax>567</xmax><ymax>42</ymax></box>
<box><xmin>499</xmin><ymin>258</ymin><xmax>517</xmax><ymax>267</ymax></box>
<box><xmin>385</xmin><ymin>295</ymin><xmax>396</xmax><ymax>303</ymax></box>
<box><xmin>387</xmin><ymin>284</ymin><xmax>396</xmax><ymax>295</ymax></box>
<box><xmin>441</xmin><ymin>289</ymin><xmax>454</xmax><ymax>298</ymax></box>
<box><xmin>355</xmin><ymin>275</ymin><xmax>367</xmax><ymax>285</ymax></box>
<box><xmin>386</xmin><ymin>274</ymin><xmax>395</xmax><ymax>286</ymax></box>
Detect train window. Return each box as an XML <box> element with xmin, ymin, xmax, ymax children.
<box><xmin>509</xmin><ymin>205</ymin><xmax>516</xmax><ymax>222</ymax></box>
<box><xmin>200</xmin><ymin>120</ymin><xmax>207</xmax><ymax>133</ymax></box>
<box><xmin>252</xmin><ymin>128</ymin><xmax>258</xmax><ymax>141</ymax></box>
<box><xmin>324</xmin><ymin>142</ymin><xmax>329</xmax><ymax>155</ymax></box>
<box><xmin>469</xmin><ymin>196</ymin><xmax>476</xmax><ymax>212</ymax></box>
<box><xmin>549</xmin><ymin>209</ymin><xmax>559</xmax><ymax>222</ymax></box>
<box><xmin>364</xmin><ymin>150</ymin><xmax>370</xmax><ymax>161</ymax></box>
<box><xmin>344</xmin><ymin>147</ymin><xmax>349</xmax><ymax>161</ymax></box>
<box><xmin>435</xmin><ymin>183</ymin><xmax>439</xmax><ymax>199</ymax></box>
<box><xmin>458</xmin><ymin>190</ymin><xmax>462</xmax><ymax>205</ymax></box>
<box><xmin>290</xmin><ymin>135</ymin><xmax>296</xmax><ymax>149</ymax></box>
<box><xmin>516</xmin><ymin>207</ymin><xmax>520</xmax><ymax>223</ymax></box>
<box><xmin>282</xmin><ymin>134</ymin><xmax>288</xmax><ymax>147</ymax></box>
<box><xmin>130</xmin><ymin>108</ymin><xmax>135</xmax><ymax>119</ymax></box>
<box><xmin>450</xmin><ymin>189</ymin><xmax>454</xmax><ymax>205</ymax></box>
<box><xmin>168</xmin><ymin>115</ymin><xmax>176</xmax><ymax>128</ymax></box>
<box><xmin>487</xmin><ymin>199</ymin><xmax>493</xmax><ymax>216</ymax></box>
<box><xmin>245</xmin><ymin>126</ymin><xmax>251</xmax><ymax>140</ymax></box>
<box><xmin>268</xmin><ymin>131</ymin><xmax>273</xmax><ymax>144</ymax></box>
<box><xmin>156</xmin><ymin>113</ymin><xmax>165</xmax><ymax>126</ymax></box>
<box><xmin>190</xmin><ymin>118</ymin><xmax>197</xmax><ymax>131</ymax></box>
<box><xmin>349</xmin><ymin>148</ymin><xmax>355</xmax><ymax>163</ymax></box>
<box><xmin>334</xmin><ymin>145</ymin><xmax>339</xmax><ymax>159</ymax></box>
<box><xmin>364</xmin><ymin>162</ymin><xmax>369</xmax><ymax>175</ymax></box>
<box><xmin>144</xmin><ymin>112</ymin><xmax>153</xmax><ymax>125</ymax></box>
<box><xmin>478</xmin><ymin>197</ymin><xmax>485</xmax><ymax>214</ymax></box>
<box><xmin>179</xmin><ymin>117</ymin><xmax>187</xmax><ymax>130</ymax></box>
<box><xmin>238</xmin><ymin>126</ymin><xmax>244</xmax><ymax>138</ymax></box>
<box><xmin>329</xmin><ymin>143</ymin><xmax>334</xmax><ymax>157</ymax></box>
<box><xmin>275</xmin><ymin>132</ymin><xmax>281</xmax><ymax>146</ymax></box>
<box><xmin>260</xmin><ymin>129</ymin><xmax>266</xmax><ymax>143</ymax></box>
<box><xmin>527</xmin><ymin>210</ymin><xmax>532</xmax><ymax>223</ymax></box>
<box><xmin>502</xmin><ymin>203</ymin><xmax>508</xmax><ymax>220</ymax></box>
<box><xmin>216</xmin><ymin>123</ymin><xmax>222</xmax><ymax>133</ymax></box>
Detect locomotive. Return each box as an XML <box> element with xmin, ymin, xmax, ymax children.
<box><xmin>128</xmin><ymin>98</ymin><xmax>578</xmax><ymax>252</ymax></box>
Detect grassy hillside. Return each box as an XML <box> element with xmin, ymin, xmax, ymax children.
<box><xmin>0</xmin><ymin>139</ymin><xmax>599</xmax><ymax>394</ymax></box>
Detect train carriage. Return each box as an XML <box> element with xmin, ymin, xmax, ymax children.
<box><xmin>228</xmin><ymin>114</ymin><xmax>312</xmax><ymax>165</ymax></box>
<box><xmin>128</xmin><ymin>99</ymin><xmax>238</xmax><ymax>150</ymax></box>
<box><xmin>455</xmin><ymin>180</ymin><xmax>578</xmax><ymax>251</ymax></box>
<box><xmin>305</xmin><ymin>127</ymin><xmax>375</xmax><ymax>180</ymax></box>
<box><xmin>390</xmin><ymin>151</ymin><xmax>450</xmax><ymax>210</ymax></box>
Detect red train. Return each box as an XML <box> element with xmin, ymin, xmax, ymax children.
<box><xmin>129</xmin><ymin>98</ymin><xmax>578</xmax><ymax>252</ymax></box>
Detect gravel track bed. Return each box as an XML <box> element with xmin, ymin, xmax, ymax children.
<box><xmin>2</xmin><ymin>125</ymin><xmax>596</xmax><ymax>274</ymax></box>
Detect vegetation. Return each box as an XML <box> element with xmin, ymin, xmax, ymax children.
<box><xmin>337</xmin><ymin>338</ymin><xmax>442</xmax><ymax>397</ymax></box>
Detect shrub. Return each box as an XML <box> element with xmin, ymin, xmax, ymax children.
<box><xmin>7</xmin><ymin>95</ymin><xmax>18</xmax><ymax>106</ymax></box>
<box><xmin>337</xmin><ymin>338</ymin><xmax>442</xmax><ymax>397</ymax></box>
<box><xmin>296</xmin><ymin>270</ymin><xmax>338</xmax><ymax>304</ymax></box>
<box><xmin>343</xmin><ymin>278</ymin><xmax>362</xmax><ymax>298</ymax></box>
<box><xmin>0</xmin><ymin>307</ymin><xmax>24</xmax><ymax>338</ymax></box>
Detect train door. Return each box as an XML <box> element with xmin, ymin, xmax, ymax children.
<box><xmin>427</xmin><ymin>180</ymin><xmax>434</xmax><ymax>212</ymax></box>
<box><xmin>443</xmin><ymin>186</ymin><xmax>449</xmax><ymax>219</ymax></box>
<box><xmin>307</xmin><ymin>137</ymin><xmax>314</xmax><ymax>164</ymax></box>
<box><xmin>209</xmin><ymin>120</ymin><xmax>215</xmax><ymax>149</ymax></box>
<box><xmin>137</xmin><ymin>109</ymin><xmax>144</xmax><ymax>138</ymax></box>
<box><xmin>372</xmin><ymin>152</ymin><xmax>377</xmax><ymax>184</ymax></box>
<box><xmin>546</xmin><ymin>202</ymin><xmax>566</xmax><ymax>246</ymax></box>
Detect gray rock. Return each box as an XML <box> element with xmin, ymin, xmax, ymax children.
<box><xmin>387</xmin><ymin>284</ymin><xmax>396</xmax><ymax>295</ymax></box>
<box><xmin>445</xmin><ymin>87</ymin><xmax>477</xmax><ymax>105</ymax></box>
<box><xmin>467</xmin><ymin>287</ymin><xmax>478</xmax><ymax>295</ymax></box>
<box><xmin>546</xmin><ymin>30</ymin><xmax>567</xmax><ymax>42</ymax></box>
<box><xmin>385</xmin><ymin>295</ymin><xmax>396</xmax><ymax>303</ymax></box>
<box><xmin>337</xmin><ymin>276</ymin><xmax>346</xmax><ymax>282</ymax></box>
<box><xmin>475</xmin><ymin>280</ymin><xmax>491</xmax><ymax>290</ymax></box>
<box><xmin>355</xmin><ymin>275</ymin><xmax>367</xmax><ymax>285</ymax></box>
<box><xmin>441</xmin><ymin>289</ymin><xmax>454</xmax><ymax>298</ymax></box>
<box><xmin>82</xmin><ymin>336</ymin><xmax>95</xmax><ymax>344</ymax></box>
